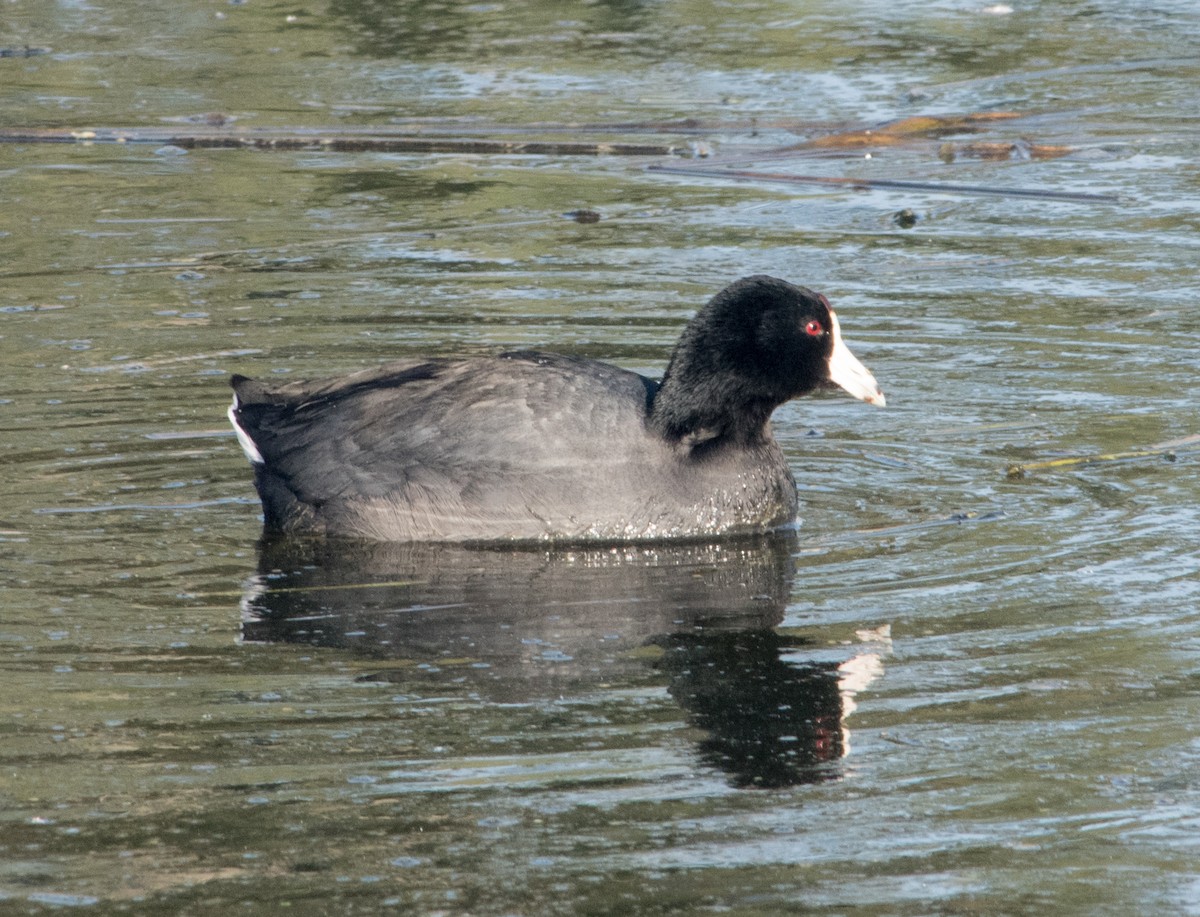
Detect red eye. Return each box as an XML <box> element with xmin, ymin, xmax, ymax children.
<box><xmin>804</xmin><ymin>320</ymin><xmax>824</xmax><ymax>337</ymax></box>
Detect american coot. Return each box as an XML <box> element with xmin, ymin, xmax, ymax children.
<box><xmin>229</xmin><ymin>275</ymin><xmax>884</xmax><ymax>542</ymax></box>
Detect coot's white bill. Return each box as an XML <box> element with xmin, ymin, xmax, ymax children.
<box><xmin>827</xmin><ymin>312</ymin><xmax>885</xmax><ymax>407</ymax></box>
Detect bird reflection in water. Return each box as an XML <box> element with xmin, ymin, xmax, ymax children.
<box><xmin>240</xmin><ymin>532</ymin><xmax>885</xmax><ymax>787</ymax></box>
<box><xmin>654</xmin><ymin>629</ymin><xmax>884</xmax><ymax>788</ymax></box>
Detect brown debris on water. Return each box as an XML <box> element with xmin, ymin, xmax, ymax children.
<box><xmin>939</xmin><ymin>140</ymin><xmax>1076</xmax><ymax>162</ymax></box>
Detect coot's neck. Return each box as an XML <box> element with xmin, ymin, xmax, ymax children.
<box><xmin>648</xmin><ymin>362</ymin><xmax>777</xmax><ymax>449</ymax></box>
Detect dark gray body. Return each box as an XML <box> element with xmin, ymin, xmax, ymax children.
<box><xmin>230</xmin><ymin>351</ymin><xmax>799</xmax><ymax>542</ymax></box>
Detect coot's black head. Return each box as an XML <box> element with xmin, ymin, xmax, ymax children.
<box><xmin>651</xmin><ymin>275</ymin><xmax>884</xmax><ymax>446</ymax></box>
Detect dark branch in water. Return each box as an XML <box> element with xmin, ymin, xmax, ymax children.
<box><xmin>0</xmin><ymin>126</ymin><xmax>688</xmax><ymax>157</ymax></box>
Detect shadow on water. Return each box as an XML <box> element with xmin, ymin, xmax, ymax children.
<box><xmin>240</xmin><ymin>533</ymin><xmax>882</xmax><ymax>788</ymax></box>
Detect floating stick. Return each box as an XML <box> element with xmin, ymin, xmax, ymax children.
<box><xmin>0</xmin><ymin>126</ymin><xmax>684</xmax><ymax>157</ymax></box>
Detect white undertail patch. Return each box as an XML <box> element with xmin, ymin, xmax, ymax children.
<box><xmin>228</xmin><ymin>393</ymin><xmax>265</xmax><ymax>465</ymax></box>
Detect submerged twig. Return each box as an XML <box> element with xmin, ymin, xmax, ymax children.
<box><xmin>646</xmin><ymin>164</ymin><xmax>1119</xmax><ymax>204</ymax></box>
<box><xmin>1006</xmin><ymin>441</ymin><xmax>1198</xmax><ymax>478</ymax></box>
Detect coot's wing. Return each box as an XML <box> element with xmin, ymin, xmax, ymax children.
<box><xmin>231</xmin><ymin>352</ymin><xmax>659</xmax><ymax>530</ymax></box>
